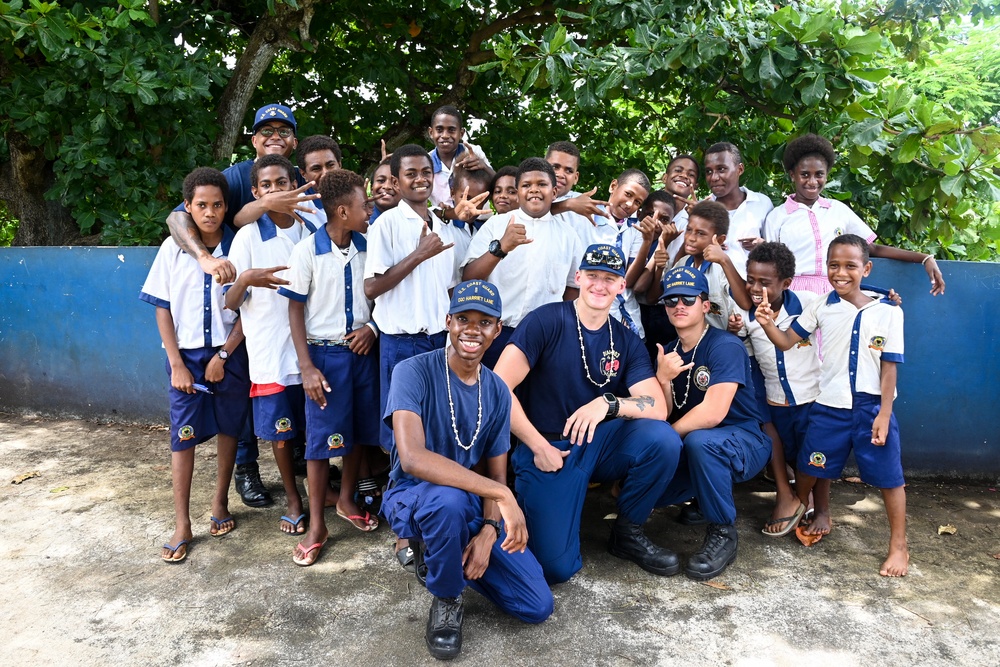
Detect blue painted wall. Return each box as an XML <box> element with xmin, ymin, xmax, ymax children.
<box><xmin>0</xmin><ymin>247</ymin><xmax>998</xmax><ymax>476</ymax></box>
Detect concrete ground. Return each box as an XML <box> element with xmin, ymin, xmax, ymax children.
<box><xmin>1</xmin><ymin>412</ymin><xmax>998</xmax><ymax>667</ymax></box>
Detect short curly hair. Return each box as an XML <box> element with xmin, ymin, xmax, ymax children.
<box><xmin>317</xmin><ymin>169</ymin><xmax>365</xmax><ymax>210</ymax></box>
<box><xmin>689</xmin><ymin>200</ymin><xmax>729</xmax><ymax>236</ymax></box>
<box><xmin>782</xmin><ymin>133</ymin><xmax>836</xmax><ymax>172</ymax></box>
<box><xmin>516</xmin><ymin>157</ymin><xmax>556</xmax><ymax>187</ymax></box>
<box><xmin>297</xmin><ymin>135</ymin><xmax>343</xmax><ymax>173</ymax></box>
<box><xmin>182</xmin><ymin>167</ymin><xmax>229</xmax><ymax>203</ymax></box>
<box><xmin>747</xmin><ymin>242</ymin><xmax>796</xmax><ymax>281</ymax></box>
<box><xmin>250</xmin><ymin>154</ymin><xmax>295</xmax><ymax>186</ymax></box>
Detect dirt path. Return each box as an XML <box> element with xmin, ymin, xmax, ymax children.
<box><xmin>2</xmin><ymin>413</ymin><xmax>998</xmax><ymax>666</ymax></box>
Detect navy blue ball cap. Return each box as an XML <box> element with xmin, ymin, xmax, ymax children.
<box><xmin>659</xmin><ymin>266</ymin><xmax>709</xmax><ymax>301</ymax></box>
<box><xmin>449</xmin><ymin>280</ymin><xmax>502</xmax><ymax>319</ymax></box>
<box><xmin>252</xmin><ymin>104</ymin><xmax>297</xmax><ymax>133</ymax></box>
<box><xmin>579</xmin><ymin>243</ymin><xmax>626</xmax><ymax>277</ymax></box>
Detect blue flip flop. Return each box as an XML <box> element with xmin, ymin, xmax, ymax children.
<box><xmin>162</xmin><ymin>539</ymin><xmax>190</xmax><ymax>563</ymax></box>
<box><xmin>280</xmin><ymin>514</ymin><xmax>307</xmax><ymax>535</ymax></box>
<box><xmin>210</xmin><ymin>515</ymin><xmax>236</xmax><ymax>537</ymax></box>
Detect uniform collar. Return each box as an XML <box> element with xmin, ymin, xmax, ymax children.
<box><xmin>219</xmin><ymin>225</ymin><xmax>235</xmax><ymax>256</ymax></box>
<box><xmin>825</xmin><ymin>284</ymin><xmax>895</xmax><ymax>306</ymax></box>
<box><xmin>314</xmin><ymin>224</ymin><xmax>367</xmax><ymax>256</ymax></box>
<box><xmin>784</xmin><ymin>194</ymin><xmax>832</xmax><ymax>213</ymax></box>
<box><xmin>430</xmin><ymin>144</ymin><xmax>467</xmax><ymax>174</ymax></box>
<box><xmin>257</xmin><ymin>213</ymin><xmax>316</xmax><ymax>241</ymax></box>
<box><xmin>684</xmin><ymin>255</ymin><xmax>714</xmax><ymax>273</ymax></box>
<box><xmin>748</xmin><ymin>288</ymin><xmax>803</xmax><ymax>322</ymax></box>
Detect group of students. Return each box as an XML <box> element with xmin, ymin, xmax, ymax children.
<box><xmin>140</xmin><ymin>102</ymin><xmax>946</xmax><ymax>660</ymax></box>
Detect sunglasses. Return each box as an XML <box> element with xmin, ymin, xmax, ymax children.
<box><xmin>583</xmin><ymin>249</ymin><xmax>624</xmax><ymax>271</ymax></box>
<box><xmin>257</xmin><ymin>126</ymin><xmax>294</xmax><ymax>138</ymax></box>
<box><xmin>662</xmin><ymin>295</ymin><xmax>700</xmax><ymax>308</ymax></box>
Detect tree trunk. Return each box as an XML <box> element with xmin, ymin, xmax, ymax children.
<box><xmin>1</xmin><ymin>130</ymin><xmax>76</xmax><ymax>246</ymax></box>
<box><xmin>212</xmin><ymin>1</ymin><xmax>318</xmax><ymax>163</ymax></box>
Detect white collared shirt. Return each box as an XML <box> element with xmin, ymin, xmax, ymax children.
<box><xmin>710</xmin><ymin>187</ymin><xmax>774</xmax><ymax>278</ymax></box>
<box><xmin>604</xmin><ymin>214</ymin><xmax>646</xmax><ymax>339</ymax></box>
<box><xmin>364</xmin><ymin>199</ymin><xmax>458</xmax><ymax>335</ymax></box>
<box><xmin>430</xmin><ymin>142</ymin><xmax>493</xmax><ymax>208</ymax></box>
<box><xmin>462</xmin><ymin>208</ymin><xmax>582</xmax><ymax>328</ymax></box>
<box><xmin>279</xmin><ymin>225</ymin><xmax>372</xmax><ymax>339</ymax></box>
<box><xmin>790</xmin><ymin>289</ymin><xmax>904</xmax><ymax>409</ymax></box>
<box><xmin>737</xmin><ymin>289</ymin><xmax>821</xmax><ymax>406</ymax></box>
<box><xmin>140</xmin><ymin>230</ymin><xmax>238</xmax><ymax>350</ymax></box>
<box><xmin>672</xmin><ymin>255</ymin><xmax>735</xmax><ymax>332</ymax></box>
<box><xmin>764</xmin><ymin>196</ymin><xmax>876</xmax><ymax>279</ymax></box>
<box><xmin>227</xmin><ymin>215</ymin><xmax>316</xmax><ymax>385</ymax></box>
<box><xmin>666</xmin><ymin>208</ymin><xmax>689</xmax><ymax>265</ymax></box>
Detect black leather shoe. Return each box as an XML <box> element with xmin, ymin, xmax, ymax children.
<box><xmin>608</xmin><ymin>516</ymin><xmax>680</xmax><ymax>576</ymax></box>
<box><xmin>685</xmin><ymin>523</ymin><xmax>738</xmax><ymax>581</ymax></box>
<box><xmin>425</xmin><ymin>595</ymin><xmax>463</xmax><ymax>660</ymax></box>
<box><xmin>677</xmin><ymin>501</ymin><xmax>708</xmax><ymax>526</ymax></box>
<box><xmin>234</xmin><ymin>462</ymin><xmax>273</xmax><ymax>508</ymax></box>
<box><xmin>412</xmin><ymin>540</ymin><xmax>428</xmax><ymax>587</ymax></box>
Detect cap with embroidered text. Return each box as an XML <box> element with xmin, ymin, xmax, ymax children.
<box><xmin>578</xmin><ymin>243</ymin><xmax>626</xmax><ymax>277</ymax></box>
<box><xmin>252</xmin><ymin>104</ymin><xmax>297</xmax><ymax>134</ymax></box>
<box><xmin>659</xmin><ymin>266</ymin><xmax>709</xmax><ymax>300</ymax></box>
<box><xmin>449</xmin><ymin>280</ymin><xmax>502</xmax><ymax>319</ymax></box>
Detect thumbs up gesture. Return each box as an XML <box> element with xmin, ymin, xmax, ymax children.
<box><xmin>702</xmin><ymin>233</ymin><xmax>727</xmax><ymax>264</ymax></box>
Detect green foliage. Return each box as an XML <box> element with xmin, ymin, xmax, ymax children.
<box><xmin>0</xmin><ymin>201</ymin><xmax>17</xmax><ymax>246</ymax></box>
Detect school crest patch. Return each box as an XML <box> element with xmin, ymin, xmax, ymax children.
<box><xmin>808</xmin><ymin>452</ymin><xmax>827</xmax><ymax>469</ymax></box>
<box><xmin>275</xmin><ymin>417</ymin><xmax>293</xmax><ymax>434</ymax></box>
<box><xmin>178</xmin><ymin>425</ymin><xmax>195</xmax><ymax>441</ymax></box>
<box><xmin>694</xmin><ymin>366</ymin><xmax>711</xmax><ymax>391</ymax></box>
<box><xmin>795</xmin><ymin>339</ymin><xmax>812</xmax><ymax>348</ymax></box>
<box><xmin>600</xmin><ymin>349</ymin><xmax>621</xmax><ymax>378</ymax></box>
<box><xmin>327</xmin><ymin>434</ymin><xmax>345</xmax><ymax>450</ymax></box>
<box><xmin>868</xmin><ymin>335</ymin><xmax>886</xmax><ymax>351</ymax></box>
<box><xmin>709</xmin><ymin>300</ymin><xmax>722</xmax><ymax>315</ymax></box>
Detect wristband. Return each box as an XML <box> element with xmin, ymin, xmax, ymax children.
<box><xmin>483</xmin><ymin>519</ymin><xmax>502</xmax><ymax>538</ymax></box>
<box><xmin>921</xmin><ymin>255</ymin><xmax>933</xmax><ymax>265</ymax></box>
<box><xmin>365</xmin><ymin>322</ymin><xmax>379</xmax><ymax>338</ymax></box>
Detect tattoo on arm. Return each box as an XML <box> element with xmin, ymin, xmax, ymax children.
<box><xmin>620</xmin><ymin>395</ymin><xmax>655</xmax><ymax>419</ymax></box>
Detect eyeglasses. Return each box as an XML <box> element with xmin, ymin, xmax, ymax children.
<box><xmin>257</xmin><ymin>126</ymin><xmax>294</xmax><ymax>138</ymax></box>
<box><xmin>662</xmin><ymin>295</ymin><xmax>700</xmax><ymax>308</ymax></box>
<box><xmin>583</xmin><ymin>249</ymin><xmax>624</xmax><ymax>271</ymax></box>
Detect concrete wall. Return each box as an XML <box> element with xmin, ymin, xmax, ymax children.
<box><xmin>1</xmin><ymin>247</ymin><xmax>998</xmax><ymax>476</ymax></box>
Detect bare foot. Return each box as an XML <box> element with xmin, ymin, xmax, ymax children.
<box><xmin>880</xmin><ymin>545</ymin><xmax>910</xmax><ymax>577</ymax></box>
<box><xmin>802</xmin><ymin>511</ymin><xmax>832</xmax><ymax>536</ymax></box>
<box><xmin>764</xmin><ymin>495</ymin><xmax>803</xmax><ymax>534</ymax></box>
<box><xmin>162</xmin><ymin>527</ymin><xmax>193</xmax><ymax>562</ymax></box>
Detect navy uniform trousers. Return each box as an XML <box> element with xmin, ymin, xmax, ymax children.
<box><xmin>382</xmin><ymin>481</ymin><xmax>553</xmax><ymax>624</ymax></box>
<box><xmin>512</xmin><ymin>418</ymin><xmax>683</xmax><ymax>584</ymax></box>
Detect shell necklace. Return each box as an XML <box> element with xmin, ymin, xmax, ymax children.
<box><xmin>444</xmin><ymin>348</ymin><xmax>483</xmax><ymax>451</ymax></box>
<box><xmin>575</xmin><ymin>299</ymin><xmax>615</xmax><ymax>388</ymax></box>
<box><xmin>672</xmin><ymin>324</ymin><xmax>709</xmax><ymax>410</ymax></box>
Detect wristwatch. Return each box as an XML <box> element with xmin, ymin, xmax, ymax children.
<box><xmin>488</xmin><ymin>239</ymin><xmax>508</xmax><ymax>259</ymax></box>
<box><xmin>603</xmin><ymin>393</ymin><xmax>619</xmax><ymax>419</ymax></box>
<box><xmin>483</xmin><ymin>519</ymin><xmax>502</xmax><ymax>538</ymax></box>
<box><xmin>217</xmin><ymin>349</ymin><xmax>229</xmax><ymax>361</ymax></box>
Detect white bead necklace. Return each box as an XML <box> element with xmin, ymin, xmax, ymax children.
<box><xmin>575</xmin><ymin>299</ymin><xmax>615</xmax><ymax>388</ymax></box>
<box><xmin>444</xmin><ymin>348</ymin><xmax>483</xmax><ymax>452</ymax></box>
<box><xmin>672</xmin><ymin>324</ymin><xmax>709</xmax><ymax>410</ymax></box>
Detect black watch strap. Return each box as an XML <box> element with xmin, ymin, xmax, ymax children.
<box><xmin>488</xmin><ymin>239</ymin><xmax>508</xmax><ymax>259</ymax></box>
<box><xmin>483</xmin><ymin>519</ymin><xmax>502</xmax><ymax>538</ymax></box>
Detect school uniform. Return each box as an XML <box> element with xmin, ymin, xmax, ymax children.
<box><xmin>603</xmin><ymin>213</ymin><xmax>647</xmax><ymax>340</ymax></box>
<box><xmin>430</xmin><ymin>142</ymin><xmax>493</xmax><ymax>208</ymax></box>
<box><xmin>278</xmin><ymin>225</ymin><xmax>379</xmax><ymax>459</ymax></box>
<box><xmin>140</xmin><ymin>228</ymin><xmax>250</xmax><ymax>451</ymax></box>
<box><xmin>672</xmin><ymin>256</ymin><xmax>736</xmax><ymax>332</ymax></box>
<box><xmin>709</xmin><ymin>187</ymin><xmax>774</xmax><ymax>278</ymax></box>
<box><xmin>763</xmin><ymin>196</ymin><xmax>877</xmax><ymax>294</ymax></box>
<box><xmin>364</xmin><ymin>199</ymin><xmax>458</xmax><ymax>447</ymax></box>
<box><xmin>656</xmin><ymin>326</ymin><xmax>771</xmax><ymax>525</ymax></box>
<box><xmin>227</xmin><ymin>214</ymin><xmax>317</xmax><ymax>440</ymax></box>
<box><xmin>509</xmin><ymin>301</ymin><xmax>683</xmax><ymax>584</ymax></box>
<box><xmin>789</xmin><ymin>287</ymin><xmax>905</xmax><ymax>488</ymax></box>
<box><xmin>462</xmin><ymin>209</ymin><xmax>583</xmax><ymax>367</ymax></box>
<box><xmin>381</xmin><ymin>351</ymin><xmax>553</xmax><ymax>622</ymax></box>
<box><xmin>736</xmin><ymin>289</ymin><xmax>821</xmax><ymax>462</ymax></box>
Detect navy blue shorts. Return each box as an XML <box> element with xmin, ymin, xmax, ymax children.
<box><xmin>798</xmin><ymin>396</ymin><xmax>904</xmax><ymax>489</ymax></box>
<box><xmin>167</xmin><ymin>344</ymin><xmax>250</xmax><ymax>452</ymax></box>
<box><xmin>769</xmin><ymin>402</ymin><xmax>812</xmax><ymax>464</ymax></box>
<box><xmin>252</xmin><ymin>384</ymin><xmax>306</xmax><ymax>441</ymax></box>
<box><xmin>304</xmin><ymin>344</ymin><xmax>380</xmax><ymax>460</ymax></box>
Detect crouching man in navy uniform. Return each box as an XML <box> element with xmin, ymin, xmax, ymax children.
<box><xmin>495</xmin><ymin>244</ymin><xmax>684</xmax><ymax>584</ymax></box>
<box><xmin>381</xmin><ymin>280</ymin><xmax>553</xmax><ymax>661</ymax></box>
<box><xmin>654</xmin><ymin>266</ymin><xmax>770</xmax><ymax>580</ymax></box>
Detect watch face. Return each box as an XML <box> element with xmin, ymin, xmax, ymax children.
<box><xmin>218</xmin><ymin>350</ymin><xmax>229</xmax><ymax>359</ymax></box>
<box><xmin>604</xmin><ymin>393</ymin><xmax>616</xmax><ymax>403</ymax></box>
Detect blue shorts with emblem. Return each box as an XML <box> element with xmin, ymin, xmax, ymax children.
<box><xmin>167</xmin><ymin>344</ymin><xmax>250</xmax><ymax>452</ymax></box>
<box><xmin>798</xmin><ymin>395</ymin><xmax>904</xmax><ymax>489</ymax></box>
<box><xmin>252</xmin><ymin>384</ymin><xmax>306</xmax><ymax>441</ymax></box>
<box><xmin>304</xmin><ymin>343</ymin><xmax>380</xmax><ymax>460</ymax></box>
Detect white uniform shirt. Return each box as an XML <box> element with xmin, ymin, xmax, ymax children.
<box><xmin>673</xmin><ymin>255</ymin><xmax>735</xmax><ymax>332</ymax></box>
<box><xmin>364</xmin><ymin>199</ymin><xmax>458</xmax><ymax>335</ymax></box>
<box><xmin>140</xmin><ymin>230</ymin><xmax>237</xmax><ymax>350</ymax></box>
<box><xmin>298</xmin><ymin>198</ymin><xmax>328</xmax><ymax>230</ymax></box>
<box><xmin>737</xmin><ymin>289</ymin><xmax>820</xmax><ymax>406</ymax></box>
<box><xmin>279</xmin><ymin>226</ymin><xmax>372</xmax><ymax>340</ymax></box>
<box><xmin>710</xmin><ymin>187</ymin><xmax>774</xmax><ymax>278</ymax></box>
<box><xmin>605</xmin><ymin>215</ymin><xmax>646</xmax><ymax>339</ymax></box>
<box><xmin>227</xmin><ymin>215</ymin><xmax>316</xmax><ymax>385</ymax></box>
<box><xmin>790</xmin><ymin>289</ymin><xmax>904</xmax><ymax>409</ymax></box>
<box><xmin>764</xmin><ymin>196</ymin><xmax>876</xmax><ymax>279</ymax></box>
<box><xmin>666</xmin><ymin>208</ymin><xmax>689</xmax><ymax>265</ymax></box>
<box><xmin>430</xmin><ymin>142</ymin><xmax>493</xmax><ymax>208</ymax></box>
<box><xmin>462</xmin><ymin>209</ymin><xmax>582</xmax><ymax>328</ymax></box>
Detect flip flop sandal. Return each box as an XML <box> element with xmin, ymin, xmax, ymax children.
<box><xmin>210</xmin><ymin>515</ymin><xmax>236</xmax><ymax>537</ymax></box>
<box><xmin>337</xmin><ymin>508</ymin><xmax>379</xmax><ymax>532</ymax></box>
<box><xmin>162</xmin><ymin>539</ymin><xmax>190</xmax><ymax>563</ymax></box>
<box><xmin>761</xmin><ymin>502</ymin><xmax>806</xmax><ymax>538</ymax></box>
<box><xmin>292</xmin><ymin>539</ymin><xmax>327</xmax><ymax>567</ymax></box>
<box><xmin>280</xmin><ymin>514</ymin><xmax>307</xmax><ymax>535</ymax></box>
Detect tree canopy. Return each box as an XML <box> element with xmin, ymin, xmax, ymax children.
<box><xmin>1</xmin><ymin>0</ymin><xmax>999</xmax><ymax>259</ymax></box>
